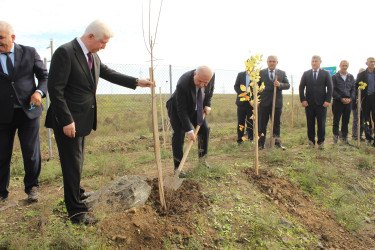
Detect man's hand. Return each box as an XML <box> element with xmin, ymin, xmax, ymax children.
<box><xmin>188</xmin><ymin>132</ymin><xmax>196</xmax><ymax>142</ymax></box>
<box><xmin>137</xmin><ymin>78</ymin><xmax>155</xmax><ymax>88</ymax></box>
<box><xmin>273</xmin><ymin>80</ymin><xmax>281</xmax><ymax>87</ymax></box>
<box><xmin>30</xmin><ymin>92</ymin><xmax>42</xmax><ymax>107</ymax></box>
<box><xmin>301</xmin><ymin>101</ymin><xmax>309</xmax><ymax>107</ymax></box>
<box><xmin>63</xmin><ymin>122</ymin><xmax>76</xmax><ymax>138</ymax></box>
<box><xmin>204</xmin><ymin>106</ymin><xmax>211</xmax><ymax>115</ymax></box>
<box><xmin>323</xmin><ymin>102</ymin><xmax>330</xmax><ymax>108</ymax></box>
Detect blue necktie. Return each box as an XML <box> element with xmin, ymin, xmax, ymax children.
<box><xmin>197</xmin><ymin>88</ymin><xmax>203</xmax><ymax>126</ymax></box>
<box><xmin>3</xmin><ymin>52</ymin><xmax>13</xmax><ymax>77</ymax></box>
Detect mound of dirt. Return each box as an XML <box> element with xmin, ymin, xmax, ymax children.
<box><xmin>99</xmin><ymin>178</ymin><xmax>212</xmax><ymax>249</ymax></box>
<box><xmin>244</xmin><ymin>168</ymin><xmax>375</xmax><ymax>249</ymax></box>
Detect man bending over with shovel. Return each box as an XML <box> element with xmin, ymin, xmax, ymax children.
<box><xmin>166</xmin><ymin>66</ymin><xmax>215</xmax><ymax>176</ymax></box>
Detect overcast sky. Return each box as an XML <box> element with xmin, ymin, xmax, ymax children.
<box><xmin>2</xmin><ymin>0</ymin><xmax>374</xmax><ymax>77</ymax></box>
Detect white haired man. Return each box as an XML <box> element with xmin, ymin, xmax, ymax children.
<box><xmin>45</xmin><ymin>20</ymin><xmax>154</xmax><ymax>225</ymax></box>
<box><xmin>166</xmin><ymin>66</ymin><xmax>215</xmax><ymax>174</ymax></box>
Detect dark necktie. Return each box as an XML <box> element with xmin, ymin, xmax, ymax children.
<box><xmin>313</xmin><ymin>70</ymin><xmax>317</xmax><ymax>81</ymax></box>
<box><xmin>87</xmin><ymin>52</ymin><xmax>93</xmax><ymax>70</ymax></box>
<box><xmin>197</xmin><ymin>88</ymin><xmax>203</xmax><ymax>126</ymax></box>
<box><xmin>3</xmin><ymin>52</ymin><xmax>13</xmax><ymax>77</ymax></box>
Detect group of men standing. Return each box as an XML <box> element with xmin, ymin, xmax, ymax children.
<box><xmin>1</xmin><ymin>17</ymin><xmax>374</xmax><ymax>226</ymax></box>
<box><xmin>235</xmin><ymin>55</ymin><xmax>375</xmax><ymax>150</ymax></box>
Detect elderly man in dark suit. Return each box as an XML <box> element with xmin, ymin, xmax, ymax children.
<box><xmin>356</xmin><ymin>57</ymin><xmax>375</xmax><ymax>146</ymax></box>
<box><xmin>166</xmin><ymin>66</ymin><xmax>215</xmax><ymax>173</ymax></box>
<box><xmin>0</xmin><ymin>21</ymin><xmax>48</xmax><ymax>203</ymax></box>
<box><xmin>299</xmin><ymin>55</ymin><xmax>333</xmax><ymax>150</ymax></box>
<box><xmin>45</xmin><ymin>20</ymin><xmax>153</xmax><ymax>224</ymax></box>
<box><xmin>258</xmin><ymin>55</ymin><xmax>290</xmax><ymax>150</ymax></box>
<box><xmin>234</xmin><ymin>71</ymin><xmax>254</xmax><ymax>145</ymax></box>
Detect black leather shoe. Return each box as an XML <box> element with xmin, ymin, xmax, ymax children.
<box><xmin>0</xmin><ymin>196</ymin><xmax>8</xmax><ymax>203</ymax></box>
<box><xmin>275</xmin><ymin>143</ymin><xmax>286</xmax><ymax>151</ymax></box>
<box><xmin>70</xmin><ymin>214</ymin><xmax>98</xmax><ymax>225</ymax></box>
<box><xmin>80</xmin><ymin>191</ymin><xmax>94</xmax><ymax>200</ymax></box>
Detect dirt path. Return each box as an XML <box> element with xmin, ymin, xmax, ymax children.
<box><xmin>244</xmin><ymin>168</ymin><xmax>375</xmax><ymax>249</ymax></box>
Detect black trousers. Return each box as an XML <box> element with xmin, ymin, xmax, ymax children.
<box><xmin>0</xmin><ymin>109</ymin><xmax>41</xmax><ymax>198</ymax></box>
<box><xmin>169</xmin><ymin>111</ymin><xmax>209</xmax><ymax>170</ymax></box>
<box><xmin>305</xmin><ymin>104</ymin><xmax>327</xmax><ymax>144</ymax></box>
<box><xmin>258</xmin><ymin>105</ymin><xmax>282</xmax><ymax>146</ymax></box>
<box><xmin>236</xmin><ymin>104</ymin><xmax>254</xmax><ymax>143</ymax></box>
<box><xmin>332</xmin><ymin>99</ymin><xmax>352</xmax><ymax>138</ymax></box>
<box><xmin>54</xmin><ymin>128</ymin><xmax>88</xmax><ymax>217</ymax></box>
<box><xmin>362</xmin><ymin>94</ymin><xmax>375</xmax><ymax>141</ymax></box>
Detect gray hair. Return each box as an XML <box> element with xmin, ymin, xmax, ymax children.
<box><xmin>312</xmin><ymin>55</ymin><xmax>322</xmax><ymax>61</ymax></box>
<box><xmin>267</xmin><ymin>55</ymin><xmax>278</xmax><ymax>61</ymax></box>
<box><xmin>367</xmin><ymin>57</ymin><xmax>375</xmax><ymax>62</ymax></box>
<box><xmin>0</xmin><ymin>21</ymin><xmax>14</xmax><ymax>35</ymax></box>
<box><xmin>340</xmin><ymin>60</ymin><xmax>349</xmax><ymax>65</ymax></box>
<box><xmin>83</xmin><ymin>20</ymin><xmax>114</xmax><ymax>40</ymax></box>
<box><xmin>196</xmin><ymin>65</ymin><xmax>214</xmax><ymax>77</ymax></box>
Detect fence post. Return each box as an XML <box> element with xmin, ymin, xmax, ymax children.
<box><xmin>44</xmin><ymin>58</ymin><xmax>53</xmax><ymax>158</ymax></box>
<box><xmin>169</xmin><ymin>64</ymin><xmax>172</xmax><ymax>95</ymax></box>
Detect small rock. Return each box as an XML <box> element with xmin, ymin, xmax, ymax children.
<box><xmin>282</xmin><ymin>237</ymin><xmax>289</xmax><ymax>244</ymax></box>
<box><xmin>140</xmin><ymin>135</ymin><xmax>147</xmax><ymax>139</ymax></box>
<box><xmin>277</xmin><ymin>193</ymin><xmax>282</xmax><ymax>200</ymax></box>
<box><xmin>364</xmin><ymin>217</ymin><xmax>371</xmax><ymax>223</ymax></box>
<box><xmin>302</xmin><ymin>237</ymin><xmax>308</xmax><ymax>242</ymax></box>
<box><xmin>279</xmin><ymin>217</ymin><xmax>293</xmax><ymax>228</ymax></box>
<box><xmin>316</xmin><ymin>241</ymin><xmax>324</xmax><ymax>249</ymax></box>
<box><xmin>127</xmin><ymin>207</ymin><xmax>137</xmax><ymax>214</ymax></box>
<box><xmin>339</xmin><ymin>228</ymin><xmax>344</xmax><ymax>233</ymax></box>
<box><xmin>288</xmin><ymin>207</ymin><xmax>296</xmax><ymax>213</ymax></box>
<box><xmin>274</xmin><ymin>200</ymin><xmax>279</xmax><ymax>205</ymax></box>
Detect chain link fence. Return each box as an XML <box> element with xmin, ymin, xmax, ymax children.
<box><xmin>38</xmin><ymin>62</ymin><xmax>303</xmax><ymax>158</ymax></box>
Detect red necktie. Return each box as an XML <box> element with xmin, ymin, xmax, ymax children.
<box><xmin>87</xmin><ymin>52</ymin><xmax>93</xmax><ymax>70</ymax></box>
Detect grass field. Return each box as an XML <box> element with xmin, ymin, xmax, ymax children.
<box><xmin>2</xmin><ymin>94</ymin><xmax>375</xmax><ymax>249</ymax></box>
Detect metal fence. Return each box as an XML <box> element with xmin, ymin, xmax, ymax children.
<box><xmin>38</xmin><ymin>62</ymin><xmax>303</xmax><ymax>157</ymax></box>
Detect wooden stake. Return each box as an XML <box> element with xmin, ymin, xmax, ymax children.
<box><xmin>268</xmin><ymin>74</ymin><xmax>278</xmax><ymax>149</ymax></box>
<box><xmin>149</xmin><ymin>68</ymin><xmax>166</xmax><ymax>210</ymax></box>
<box><xmin>254</xmin><ymin>79</ymin><xmax>259</xmax><ymax>175</ymax></box>
<box><xmin>358</xmin><ymin>89</ymin><xmax>361</xmax><ymax>147</ymax></box>
<box><xmin>159</xmin><ymin>87</ymin><xmax>166</xmax><ymax>148</ymax></box>
<box><xmin>291</xmin><ymin>75</ymin><xmax>294</xmax><ymax>128</ymax></box>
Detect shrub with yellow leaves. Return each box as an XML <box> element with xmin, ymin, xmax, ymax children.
<box><xmin>358</xmin><ymin>81</ymin><xmax>367</xmax><ymax>90</ymax></box>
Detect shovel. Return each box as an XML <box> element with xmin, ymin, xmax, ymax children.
<box><xmin>266</xmin><ymin>74</ymin><xmax>278</xmax><ymax>149</ymax></box>
<box><xmin>164</xmin><ymin>114</ymin><xmax>206</xmax><ymax>190</ymax></box>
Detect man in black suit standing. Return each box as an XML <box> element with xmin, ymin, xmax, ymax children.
<box><xmin>45</xmin><ymin>20</ymin><xmax>153</xmax><ymax>224</ymax></box>
<box><xmin>166</xmin><ymin>66</ymin><xmax>214</xmax><ymax>173</ymax></box>
<box><xmin>355</xmin><ymin>57</ymin><xmax>375</xmax><ymax>146</ymax></box>
<box><xmin>299</xmin><ymin>55</ymin><xmax>333</xmax><ymax>149</ymax></box>
<box><xmin>331</xmin><ymin>60</ymin><xmax>355</xmax><ymax>144</ymax></box>
<box><xmin>258</xmin><ymin>55</ymin><xmax>290</xmax><ymax>150</ymax></box>
<box><xmin>0</xmin><ymin>21</ymin><xmax>48</xmax><ymax>203</ymax></box>
<box><xmin>234</xmin><ymin>70</ymin><xmax>254</xmax><ymax>145</ymax></box>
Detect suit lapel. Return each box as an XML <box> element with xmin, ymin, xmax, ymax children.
<box><xmin>12</xmin><ymin>43</ymin><xmax>23</xmax><ymax>79</ymax></box>
<box><xmin>190</xmin><ymin>72</ymin><xmax>196</xmax><ymax>107</ymax></box>
<box><xmin>72</xmin><ymin>40</ymin><xmax>95</xmax><ymax>88</ymax></box>
<box><xmin>93</xmin><ymin>53</ymin><xmax>100</xmax><ymax>87</ymax></box>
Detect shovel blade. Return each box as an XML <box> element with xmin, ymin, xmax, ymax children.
<box><xmin>163</xmin><ymin>175</ymin><xmax>184</xmax><ymax>191</ymax></box>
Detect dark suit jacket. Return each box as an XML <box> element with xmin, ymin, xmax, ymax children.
<box><xmin>45</xmin><ymin>39</ymin><xmax>138</xmax><ymax>137</ymax></box>
<box><xmin>234</xmin><ymin>71</ymin><xmax>252</xmax><ymax>107</ymax></box>
<box><xmin>166</xmin><ymin>70</ymin><xmax>215</xmax><ymax>132</ymax></box>
<box><xmin>0</xmin><ymin>43</ymin><xmax>48</xmax><ymax>123</ymax></box>
<box><xmin>356</xmin><ymin>68</ymin><xmax>373</xmax><ymax>100</ymax></box>
<box><xmin>258</xmin><ymin>68</ymin><xmax>290</xmax><ymax>108</ymax></box>
<box><xmin>299</xmin><ymin>69</ymin><xmax>333</xmax><ymax>105</ymax></box>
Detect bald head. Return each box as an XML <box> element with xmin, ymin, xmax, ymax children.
<box><xmin>0</xmin><ymin>21</ymin><xmax>15</xmax><ymax>53</ymax></box>
<box><xmin>194</xmin><ymin>65</ymin><xmax>213</xmax><ymax>88</ymax></box>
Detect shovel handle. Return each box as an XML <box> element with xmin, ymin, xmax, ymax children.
<box><xmin>269</xmin><ymin>74</ymin><xmax>278</xmax><ymax>148</ymax></box>
<box><xmin>175</xmin><ymin>114</ymin><xmax>206</xmax><ymax>176</ymax></box>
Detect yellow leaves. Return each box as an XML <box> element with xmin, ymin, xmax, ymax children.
<box><xmin>238</xmin><ymin>92</ymin><xmax>247</xmax><ymax>97</ymax></box>
<box><xmin>367</xmin><ymin>121</ymin><xmax>370</xmax><ymax>125</ymax></box>
<box><xmin>234</xmin><ymin>162</ymin><xmax>238</xmax><ymax>167</ymax></box>
<box><xmin>239</xmin><ymin>125</ymin><xmax>244</xmax><ymax>131</ymax></box>
<box><xmin>261</xmin><ymin>133</ymin><xmax>264</xmax><ymax>136</ymax></box>
<box><xmin>259</xmin><ymin>82</ymin><xmax>265</xmax><ymax>92</ymax></box>
<box><xmin>250</xmin><ymin>115</ymin><xmax>255</xmax><ymax>120</ymax></box>
<box><xmin>358</xmin><ymin>81</ymin><xmax>367</xmax><ymax>90</ymax></box>
<box><xmin>242</xmin><ymin>136</ymin><xmax>247</xmax><ymax>141</ymax></box>
<box><xmin>240</xmin><ymin>85</ymin><xmax>247</xmax><ymax>91</ymax></box>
